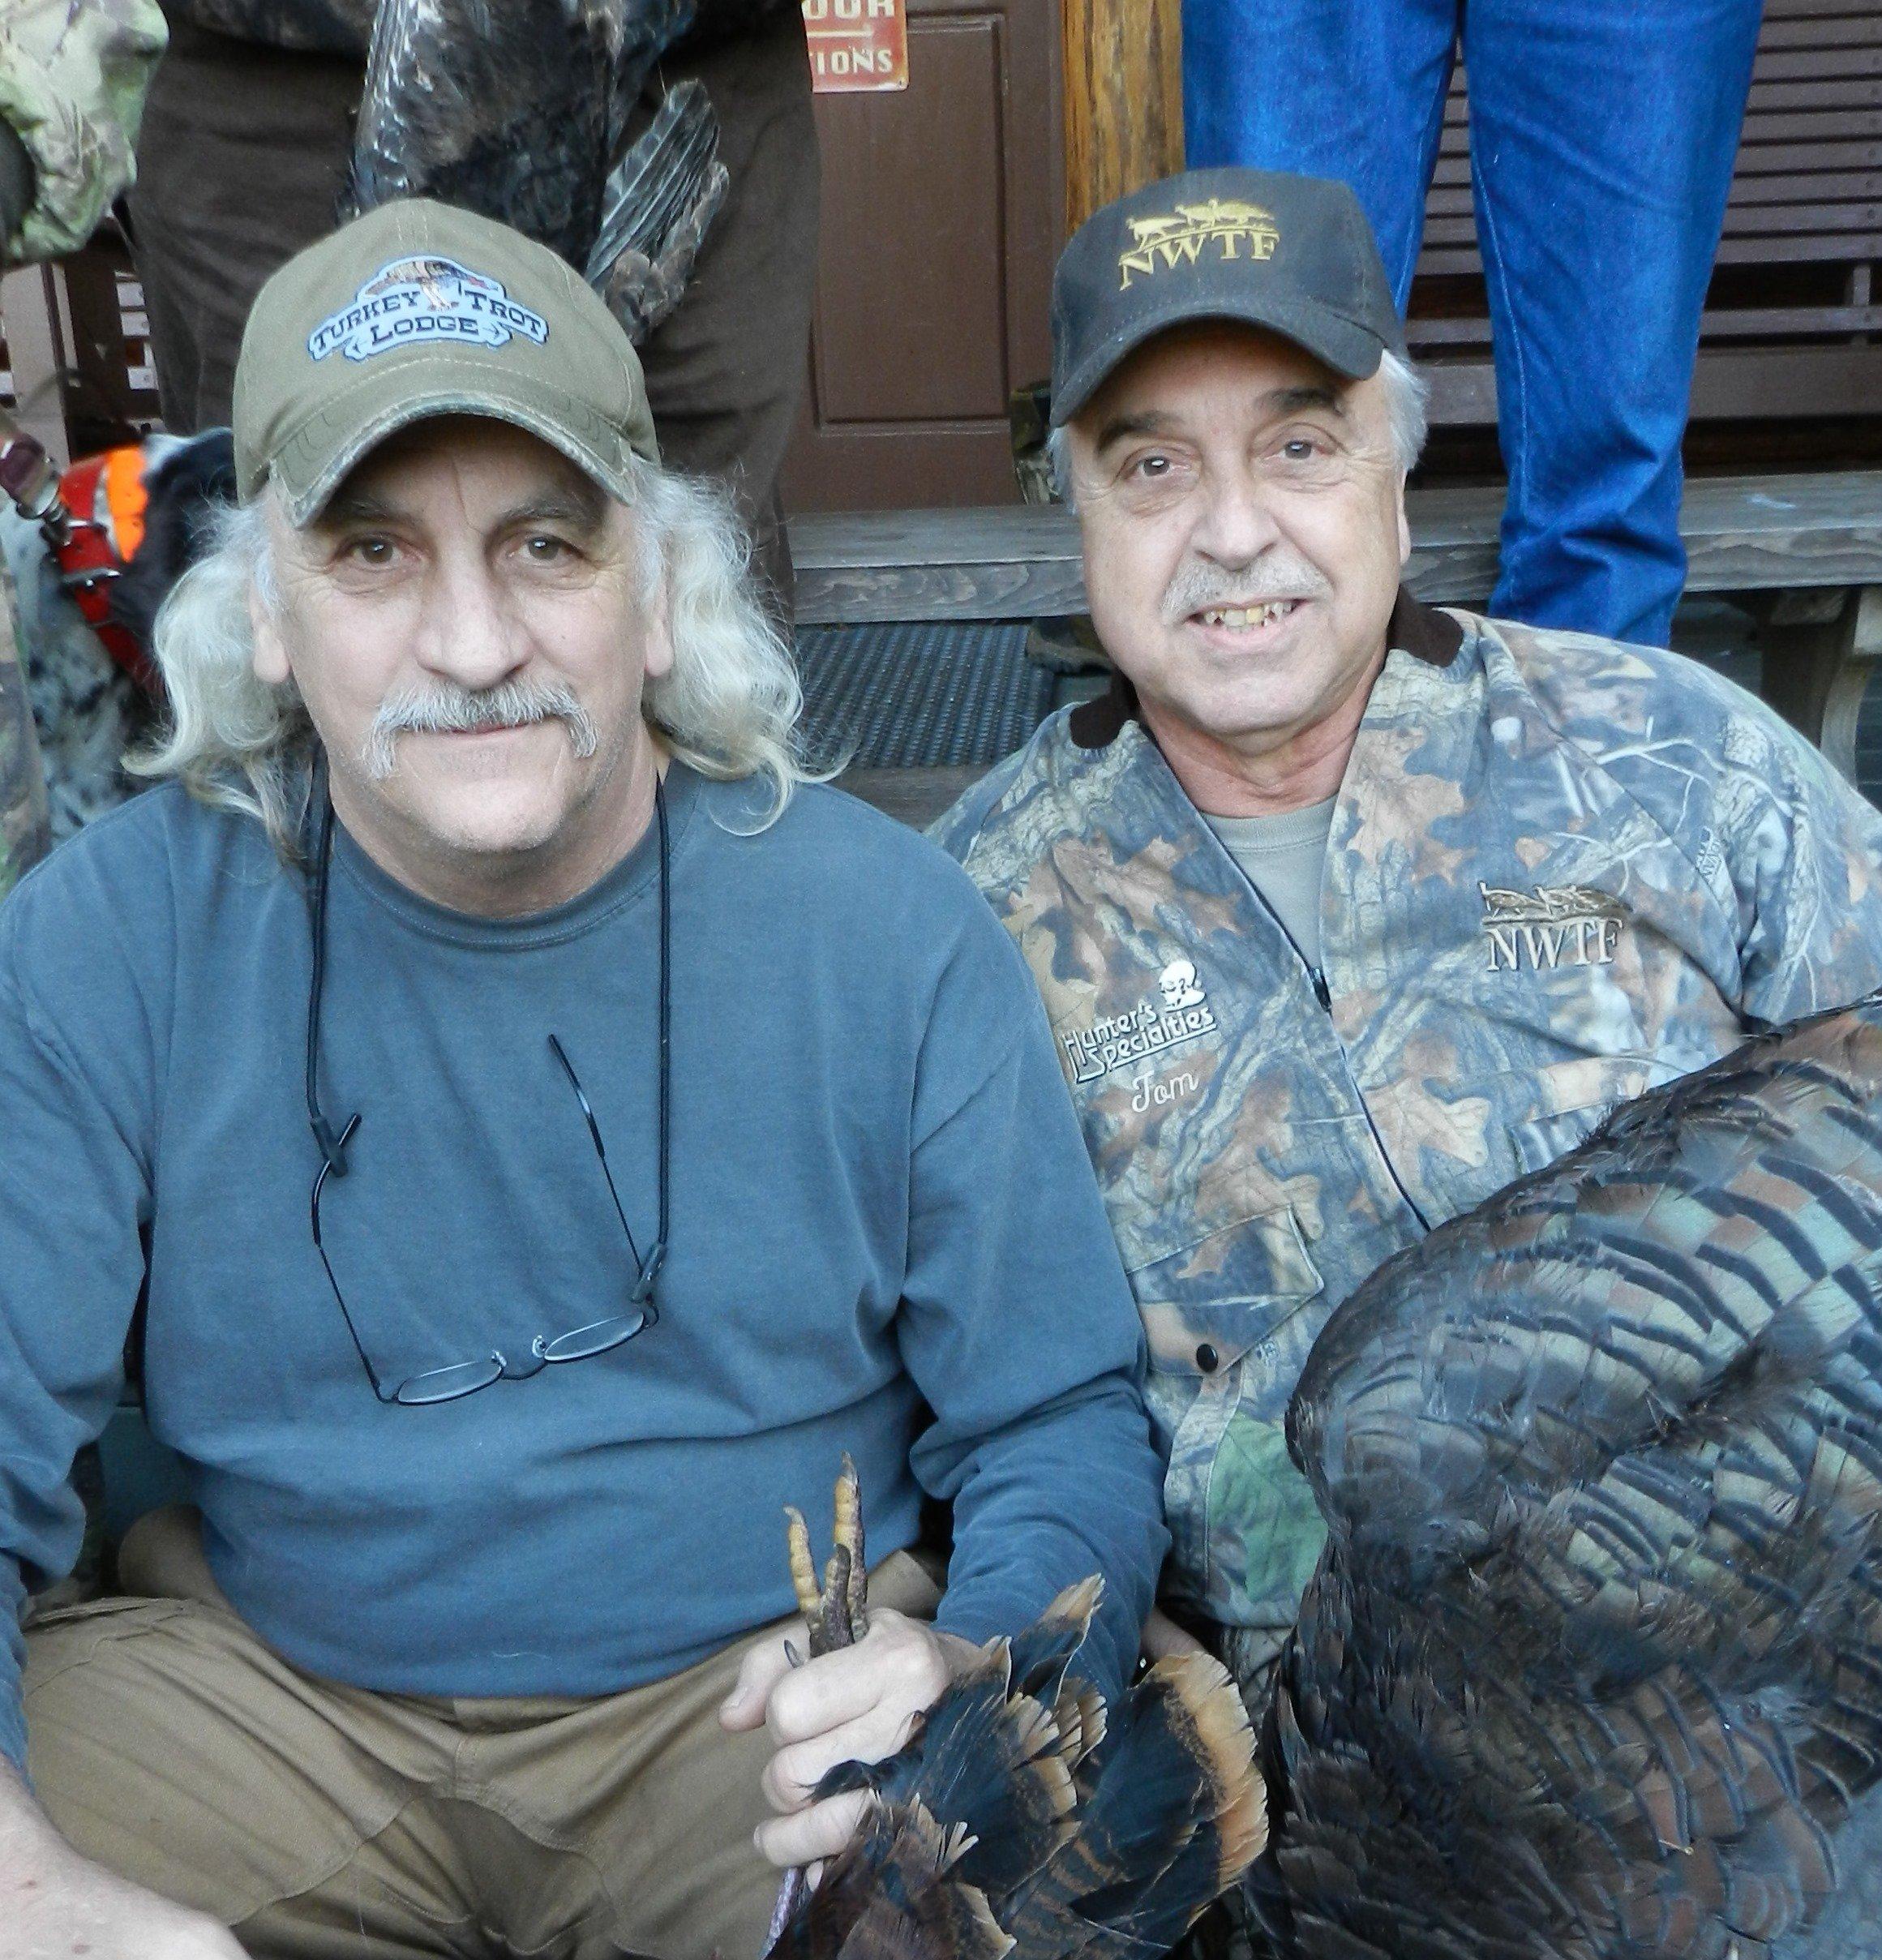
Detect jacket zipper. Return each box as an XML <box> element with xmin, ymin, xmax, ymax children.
<box><xmin>1308</xmin><ymin>961</ymin><xmax>1431</xmax><ymax>1233</ymax></box>
<box><xmin>1221</xmin><ymin>867</ymin><xmax>1434</xmax><ymax>1236</ymax></box>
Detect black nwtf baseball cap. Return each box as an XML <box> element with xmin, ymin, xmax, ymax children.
<box><xmin>1049</xmin><ymin>166</ymin><xmax>1406</xmax><ymax>427</ymax></box>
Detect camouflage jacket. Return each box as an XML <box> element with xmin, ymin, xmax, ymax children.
<box><xmin>932</xmin><ymin>596</ymin><xmax>1882</xmax><ymax>1682</ymax></box>
<box><xmin>0</xmin><ymin>0</ymin><xmax>165</xmax><ymax>260</ymax></box>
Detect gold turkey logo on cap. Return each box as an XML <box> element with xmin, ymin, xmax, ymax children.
<box><xmin>1117</xmin><ymin>199</ymin><xmax>1280</xmax><ymax>289</ymax></box>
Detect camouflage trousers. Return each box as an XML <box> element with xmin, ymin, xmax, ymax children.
<box><xmin>0</xmin><ymin>552</ymin><xmax>52</xmax><ymax>897</ymax></box>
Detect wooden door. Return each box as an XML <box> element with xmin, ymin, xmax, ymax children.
<box><xmin>780</xmin><ymin>0</ymin><xmax>1063</xmax><ymax>513</ymax></box>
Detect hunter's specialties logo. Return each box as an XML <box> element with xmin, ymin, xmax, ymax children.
<box><xmin>1117</xmin><ymin>199</ymin><xmax>1280</xmax><ymax>289</ymax></box>
<box><xmin>1481</xmin><ymin>882</ymin><xmax>1624</xmax><ymax>973</ymax></box>
<box><xmin>1062</xmin><ymin>960</ymin><xmax>1218</xmax><ymax>1086</ymax></box>
<box><xmin>309</xmin><ymin>256</ymin><xmax>550</xmax><ymax>363</ymax></box>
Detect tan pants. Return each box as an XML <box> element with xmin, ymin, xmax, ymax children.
<box><xmin>23</xmin><ymin>1508</ymin><xmax>941</xmax><ymax>1960</ymax></box>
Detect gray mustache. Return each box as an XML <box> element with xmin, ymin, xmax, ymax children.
<box><xmin>1160</xmin><ymin>562</ymin><xmax>1330</xmax><ymax>626</ymax></box>
<box><xmin>362</xmin><ymin>679</ymin><xmax>600</xmax><ymax>779</ymax></box>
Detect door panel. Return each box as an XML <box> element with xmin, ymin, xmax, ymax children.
<box><xmin>782</xmin><ymin>0</ymin><xmax>1061</xmax><ymax>512</ymax></box>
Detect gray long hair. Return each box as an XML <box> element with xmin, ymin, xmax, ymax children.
<box><xmin>130</xmin><ymin>455</ymin><xmax>812</xmax><ymax>857</ymax></box>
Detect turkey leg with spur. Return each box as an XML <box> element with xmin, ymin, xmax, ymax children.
<box><xmin>763</xmin><ymin>1454</ymin><xmax>870</xmax><ymax>1949</ymax></box>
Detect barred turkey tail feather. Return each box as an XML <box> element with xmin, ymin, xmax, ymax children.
<box><xmin>767</xmin><ymin>1801</ymin><xmax>1013</xmax><ymax>1960</ymax></box>
<box><xmin>1052</xmin><ymin>1679</ymin><xmax>1108</xmax><ymax>1770</ymax></box>
<box><xmin>1171</xmin><ymin>1653</ymin><xmax>1270</xmax><ymax>1889</ymax></box>
<box><xmin>1264</xmin><ymin>992</ymin><xmax>1882</xmax><ymax>1959</ymax></box>
<box><xmin>1007</xmin><ymin>1576</ymin><xmax>1105</xmax><ymax>1705</ymax></box>
<box><xmin>771</xmin><ymin>1593</ymin><xmax>1263</xmax><ymax>1960</ymax></box>
<box><xmin>914</xmin><ymin>1658</ymin><xmax>1079</xmax><ymax>1898</ymax></box>
<box><xmin>998</xmin><ymin>1653</ymin><xmax>1263</xmax><ymax>1959</ymax></box>
<box><xmin>342</xmin><ymin>0</ymin><xmax>705</xmax><ymax>287</ymax></box>
<box><xmin>586</xmin><ymin>79</ymin><xmax>723</xmax><ymax>280</ymax></box>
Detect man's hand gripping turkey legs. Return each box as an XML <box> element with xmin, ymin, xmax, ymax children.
<box><xmin>718</xmin><ymin>1456</ymin><xmax>976</xmax><ymax>1936</ymax></box>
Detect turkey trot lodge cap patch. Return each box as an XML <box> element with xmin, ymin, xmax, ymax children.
<box><xmin>1048</xmin><ymin>166</ymin><xmax>1406</xmax><ymax>427</ymax></box>
<box><xmin>234</xmin><ymin>199</ymin><xmax>659</xmax><ymax>525</ymax></box>
<box><xmin>307</xmin><ymin>256</ymin><xmax>550</xmax><ymax>363</ymax></box>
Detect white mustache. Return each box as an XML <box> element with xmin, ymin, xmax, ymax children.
<box><xmin>362</xmin><ymin>678</ymin><xmax>599</xmax><ymax>779</ymax></box>
<box><xmin>1160</xmin><ymin>561</ymin><xmax>1330</xmax><ymax>627</ymax></box>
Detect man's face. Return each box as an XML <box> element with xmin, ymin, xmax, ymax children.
<box><xmin>253</xmin><ymin>416</ymin><xmax>670</xmax><ymax>894</ymax></box>
<box><xmin>1065</xmin><ymin>324</ymin><xmax>1409</xmax><ymax>771</ymax></box>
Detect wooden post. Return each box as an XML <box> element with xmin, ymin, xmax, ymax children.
<box><xmin>1061</xmin><ymin>0</ymin><xmax>1185</xmax><ymax>237</ymax></box>
<box><xmin>0</xmin><ymin>265</ymin><xmax>71</xmax><ymax>468</ymax></box>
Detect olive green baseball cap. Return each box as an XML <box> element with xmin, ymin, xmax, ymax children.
<box><xmin>233</xmin><ymin>199</ymin><xmax>659</xmax><ymax>525</ymax></box>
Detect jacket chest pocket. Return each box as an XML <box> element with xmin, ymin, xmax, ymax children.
<box><xmin>1129</xmin><ymin>1207</ymin><xmax>1325</xmax><ymax>1383</ymax></box>
<box><xmin>1128</xmin><ymin>1207</ymin><xmax>1330</xmax><ymax>1609</ymax></box>
<box><xmin>1486</xmin><ymin>1053</ymin><xmax>1674</xmax><ymax>1181</ymax></box>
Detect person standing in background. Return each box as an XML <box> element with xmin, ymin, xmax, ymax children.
<box><xmin>125</xmin><ymin>0</ymin><xmax>814</xmax><ymax>606</ymax></box>
<box><xmin>1180</xmin><ymin>0</ymin><xmax>1764</xmax><ymax>650</ymax></box>
<box><xmin>0</xmin><ymin>0</ymin><xmax>168</xmax><ymax>894</ymax></box>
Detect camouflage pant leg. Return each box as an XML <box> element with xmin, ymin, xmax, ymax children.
<box><xmin>0</xmin><ymin>551</ymin><xmax>52</xmax><ymax>895</ymax></box>
<box><xmin>0</xmin><ymin>0</ymin><xmax>167</xmax><ymax>263</ymax></box>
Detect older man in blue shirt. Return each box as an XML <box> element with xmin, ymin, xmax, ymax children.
<box><xmin>0</xmin><ymin>200</ymin><xmax>1166</xmax><ymax>1960</ymax></box>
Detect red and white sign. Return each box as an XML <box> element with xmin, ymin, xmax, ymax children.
<box><xmin>802</xmin><ymin>0</ymin><xmax>908</xmax><ymax>93</ymax></box>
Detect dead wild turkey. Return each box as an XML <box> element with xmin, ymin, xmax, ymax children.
<box><xmin>1252</xmin><ymin>995</ymin><xmax>1882</xmax><ymax>1960</ymax></box>
<box><xmin>344</xmin><ymin>0</ymin><xmax>729</xmax><ymax>343</ymax></box>
<box><xmin>765</xmin><ymin>1458</ymin><xmax>1267</xmax><ymax>1960</ymax></box>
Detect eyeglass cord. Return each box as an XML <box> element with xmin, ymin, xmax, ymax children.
<box><xmin>648</xmin><ymin>774</ymin><xmax>671</xmax><ymax>1296</ymax></box>
<box><xmin>296</xmin><ymin>749</ymin><xmax>672</xmax><ymax>1400</ymax></box>
<box><xmin>304</xmin><ymin>759</ymin><xmax>351</xmax><ymax>1179</ymax></box>
<box><xmin>300</xmin><ymin>748</ymin><xmax>671</xmax><ymax>1288</ymax></box>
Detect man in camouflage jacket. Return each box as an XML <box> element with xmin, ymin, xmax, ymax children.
<box><xmin>0</xmin><ymin>0</ymin><xmax>166</xmax><ymax>897</ymax></box>
<box><xmin>934</xmin><ymin>166</ymin><xmax>1882</xmax><ymax>1695</ymax></box>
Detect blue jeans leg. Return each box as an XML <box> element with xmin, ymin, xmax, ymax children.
<box><xmin>1180</xmin><ymin>0</ymin><xmax>1460</xmax><ymax>307</ymax></box>
<box><xmin>1462</xmin><ymin>0</ymin><xmax>1764</xmax><ymax>645</ymax></box>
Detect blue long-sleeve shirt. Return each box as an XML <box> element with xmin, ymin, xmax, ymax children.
<box><xmin>0</xmin><ymin>765</ymin><xmax>1168</xmax><ymax>1769</ymax></box>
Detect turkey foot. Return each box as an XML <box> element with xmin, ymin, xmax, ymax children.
<box><xmin>765</xmin><ymin>1453</ymin><xmax>869</xmax><ymax>1951</ymax></box>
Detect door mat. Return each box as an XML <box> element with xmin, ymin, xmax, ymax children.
<box><xmin>795</xmin><ymin>620</ymin><xmax>1055</xmax><ymax>770</ymax></box>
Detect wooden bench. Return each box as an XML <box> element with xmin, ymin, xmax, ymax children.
<box><xmin>793</xmin><ymin>470</ymin><xmax>1882</xmax><ymax>800</ymax></box>
<box><xmin>1411</xmin><ymin>0</ymin><xmax>1882</xmax><ymax>427</ymax></box>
